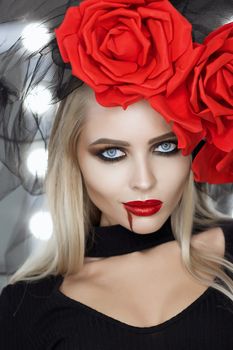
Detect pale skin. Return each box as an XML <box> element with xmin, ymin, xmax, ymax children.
<box><xmin>59</xmin><ymin>93</ymin><xmax>225</xmax><ymax>327</ymax></box>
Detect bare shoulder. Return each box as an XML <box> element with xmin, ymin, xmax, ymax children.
<box><xmin>191</xmin><ymin>226</ymin><xmax>225</xmax><ymax>258</ymax></box>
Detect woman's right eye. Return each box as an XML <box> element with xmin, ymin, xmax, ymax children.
<box><xmin>97</xmin><ymin>148</ymin><xmax>126</xmax><ymax>162</ymax></box>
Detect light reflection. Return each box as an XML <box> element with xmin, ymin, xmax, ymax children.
<box><xmin>29</xmin><ymin>211</ymin><xmax>53</xmax><ymax>241</ymax></box>
<box><xmin>221</xmin><ymin>16</ymin><xmax>233</xmax><ymax>25</ymax></box>
<box><xmin>26</xmin><ymin>147</ymin><xmax>48</xmax><ymax>178</ymax></box>
<box><xmin>22</xmin><ymin>23</ymin><xmax>51</xmax><ymax>52</ymax></box>
<box><xmin>24</xmin><ymin>84</ymin><xmax>52</xmax><ymax>115</ymax></box>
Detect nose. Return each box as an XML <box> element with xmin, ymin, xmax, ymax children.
<box><xmin>129</xmin><ymin>156</ymin><xmax>156</xmax><ymax>191</ymax></box>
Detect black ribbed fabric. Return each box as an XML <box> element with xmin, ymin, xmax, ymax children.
<box><xmin>1</xmin><ymin>222</ymin><xmax>233</xmax><ymax>349</ymax></box>
<box><xmin>85</xmin><ymin>216</ymin><xmax>174</xmax><ymax>257</ymax></box>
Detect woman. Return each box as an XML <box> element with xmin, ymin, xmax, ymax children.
<box><xmin>0</xmin><ymin>0</ymin><xmax>233</xmax><ymax>349</ymax></box>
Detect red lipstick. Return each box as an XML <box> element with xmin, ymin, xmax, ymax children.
<box><xmin>123</xmin><ymin>199</ymin><xmax>163</xmax><ymax>217</ymax></box>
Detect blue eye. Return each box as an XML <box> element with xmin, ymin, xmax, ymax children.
<box><xmin>101</xmin><ymin>148</ymin><xmax>122</xmax><ymax>160</ymax></box>
<box><xmin>96</xmin><ymin>140</ymin><xmax>179</xmax><ymax>162</ymax></box>
<box><xmin>154</xmin><ymin>142</ymin><xmax>177</xmax><ymax>153</ymax></box>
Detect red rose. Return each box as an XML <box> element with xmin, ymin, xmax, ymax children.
<box><xmin>55</xmin><ymin>0</ymin><xmax>198</xmax><ymax>109</ymax></box>
<box><xmin>192</xmin><ymin>143</ymin><xmax>233</xmax><ymax>184</ymax></box>
<box><xmin>188</xmin><ymin>22</ymin><xmax>233</xmax><ymax>153</ymax></box>
<box><xmin>187</xmin><ymin>22</ymin><xmax>233</xmax><ymax>183</ymax></box>
<box><xmin>149</xmin><ymin>84</ymin><xmax>205</xmax><ymax>156</ymax></box>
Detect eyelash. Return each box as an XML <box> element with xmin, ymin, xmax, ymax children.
<box><xmin>96</xmin><ymin>140</ymin><xmax>179</xmax><ymax>162</ymax></box>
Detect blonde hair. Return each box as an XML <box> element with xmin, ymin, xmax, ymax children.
<box><xmin>9</xmin><ymin>84</ymin><xmax>233</xmax><ymax>302</ymax></box>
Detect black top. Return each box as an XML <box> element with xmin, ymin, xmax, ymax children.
<box><xmin>1</xmin><ymin>221</ymin><xmax>233</xmax><ymax>349</ymax></box>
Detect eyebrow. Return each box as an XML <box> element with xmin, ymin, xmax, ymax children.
<box><xmin>89</xmin><ymin>131</ymin><xmax>177</xmax><ymax>147</ymax></box>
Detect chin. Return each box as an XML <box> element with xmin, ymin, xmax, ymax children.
<box><xmin>125</xmin><ymin>214</ymin><xmax>167</xmax><ymax>234</ymax></box>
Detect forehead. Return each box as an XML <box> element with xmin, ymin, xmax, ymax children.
<box><xmin>82</xmin><ymin>95</ymin><xmax>172</xmax><ymax>139</ymax></box>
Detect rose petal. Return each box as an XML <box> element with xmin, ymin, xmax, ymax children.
<box><xmin>212</xmin><ymin>69</ymin><xmax>233</xmax><ymax>107</ymax></box>
<box><xmin>99</xmin><ymin>56</ymin><xmax>160</xmax><ymax>86</ymax></box>
<box><xmin>83</xmin><ymin>9</ymin><xmax>108</xmax><ymax>54</ymax></box>
<box><xmin>78</xmin><ymin>44</ymin><xmax>115</xmax><ymax>87</ymax></box>
<box><xmin>91</xmin><ymin>30</ymin><xmax>138</xmax><ymax>76</ymax></box>
<box><xmin>172</xmin><ymin>123</ymin><xmax>204</xmax><ymax>155</ymax></box>
<box><xmin>204</xmin><ymin>53</ymin><xmax>233</xmax><ymax>85</ymax></box>
<box><xmin>117</xmin><ymin>83</ymin><xmax>164</xmax><ymax>96</ymax></box>
<box><xmin>167</xmin><ymin>44</ymin><xmax>204</xmax><ymax>95</ymax></box>
<box><xmin>198</xmin><ymin>74</ymin><xmax>233</xmax><ymax>116</ymax></box>
<box><xmin>149</xmin><ymin>85</ymin><xmax>203</xmax><ymax>132</ymax></box>
<box><xmin>216</xmin><ymin>150</ymin><xmax>233</xmax><ymax>172</ymax></box>
<box><xmin>192</xmin><ymin>143</ymin><xmax>233</xmax><ymax>183</ymax></box>
<box><xmin>96</xmin><ymin>88</ymin><xmax>142</xmax><ymax>109</ymax></box>
<box><xmin>221</xmin><ymin>37</ymin><xmax>233</xmax><ymax>52</ymax></box>
<box><xmin>204</xmin><ymin>22</ymin><xmax>233</xmax><ymax>45</ymax></box>
<box><xmin>147</xmin><ymin>19</ymin><xmax>170</xmax><ymax>78</ymax></box>
<box><xmin>103</xmin><ymin>28</ymin><xmax>142</xmax><ymax>62</ymax></box>
<box><xmin>208</xmin><ymin>119</ymin><xmax>233</xmax><ymax>152</ymax></box>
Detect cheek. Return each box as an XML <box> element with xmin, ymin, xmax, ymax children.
<box><xmin>82</xmin><ymin>174</ymin><xmax>122</xmax><ymax>214</ymax></box>
<box><xmin>79</xmin><ymin>157</ymin><xmax>123</xmax><ymax>203</ymax></box>
<box><xmin>155</xmin><ymin>156</ymin><xmax>190</xmax><ymax>200</ymax></box>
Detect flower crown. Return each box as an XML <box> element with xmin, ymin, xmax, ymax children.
<box><xmin>55</xmin><ymin>0</ymin><xmax>233</xmax><ymax>184</ymax></box>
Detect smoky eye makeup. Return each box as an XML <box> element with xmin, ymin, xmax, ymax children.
<box><xmin>90</xmin><ymin>139</ymin><xmax>180</xmax><ymax>162</ymax></box>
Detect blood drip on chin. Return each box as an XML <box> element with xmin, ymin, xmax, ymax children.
<box><xmin>126</xmin><ymin>209</ymin><xmax>134</xmax><ymax>231</ymax></box>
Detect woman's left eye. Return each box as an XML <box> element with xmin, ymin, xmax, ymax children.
<box><xmin>154</xmin><ymin>141</ymin><xmax>178</xmax><ymax>154</ymax></box>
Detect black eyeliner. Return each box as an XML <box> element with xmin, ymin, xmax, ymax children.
<box><xmin>95</xmin><ymin>146</ymin><xmax>126</xmax><ymax>162</ymax></box>
<box><xmin>95</xmin><ymin>139</ymin><xmax>179</xmax><ymax>162</ymax></box>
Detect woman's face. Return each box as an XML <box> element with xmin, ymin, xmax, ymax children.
<box><xmin>77</xmin><ymin>93</ymin><xmax>191</xmax><ymax>233</ymax></box>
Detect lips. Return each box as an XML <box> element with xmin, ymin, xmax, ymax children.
<box><xmin>124</xmin><ymin>200</ymin><xmax>162</xmax><ymax>207</ymax></box>
<box><xmin>123</xmin><ymin>199</ymin><xmax>163</xmax><ymax>217</ymax></box>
